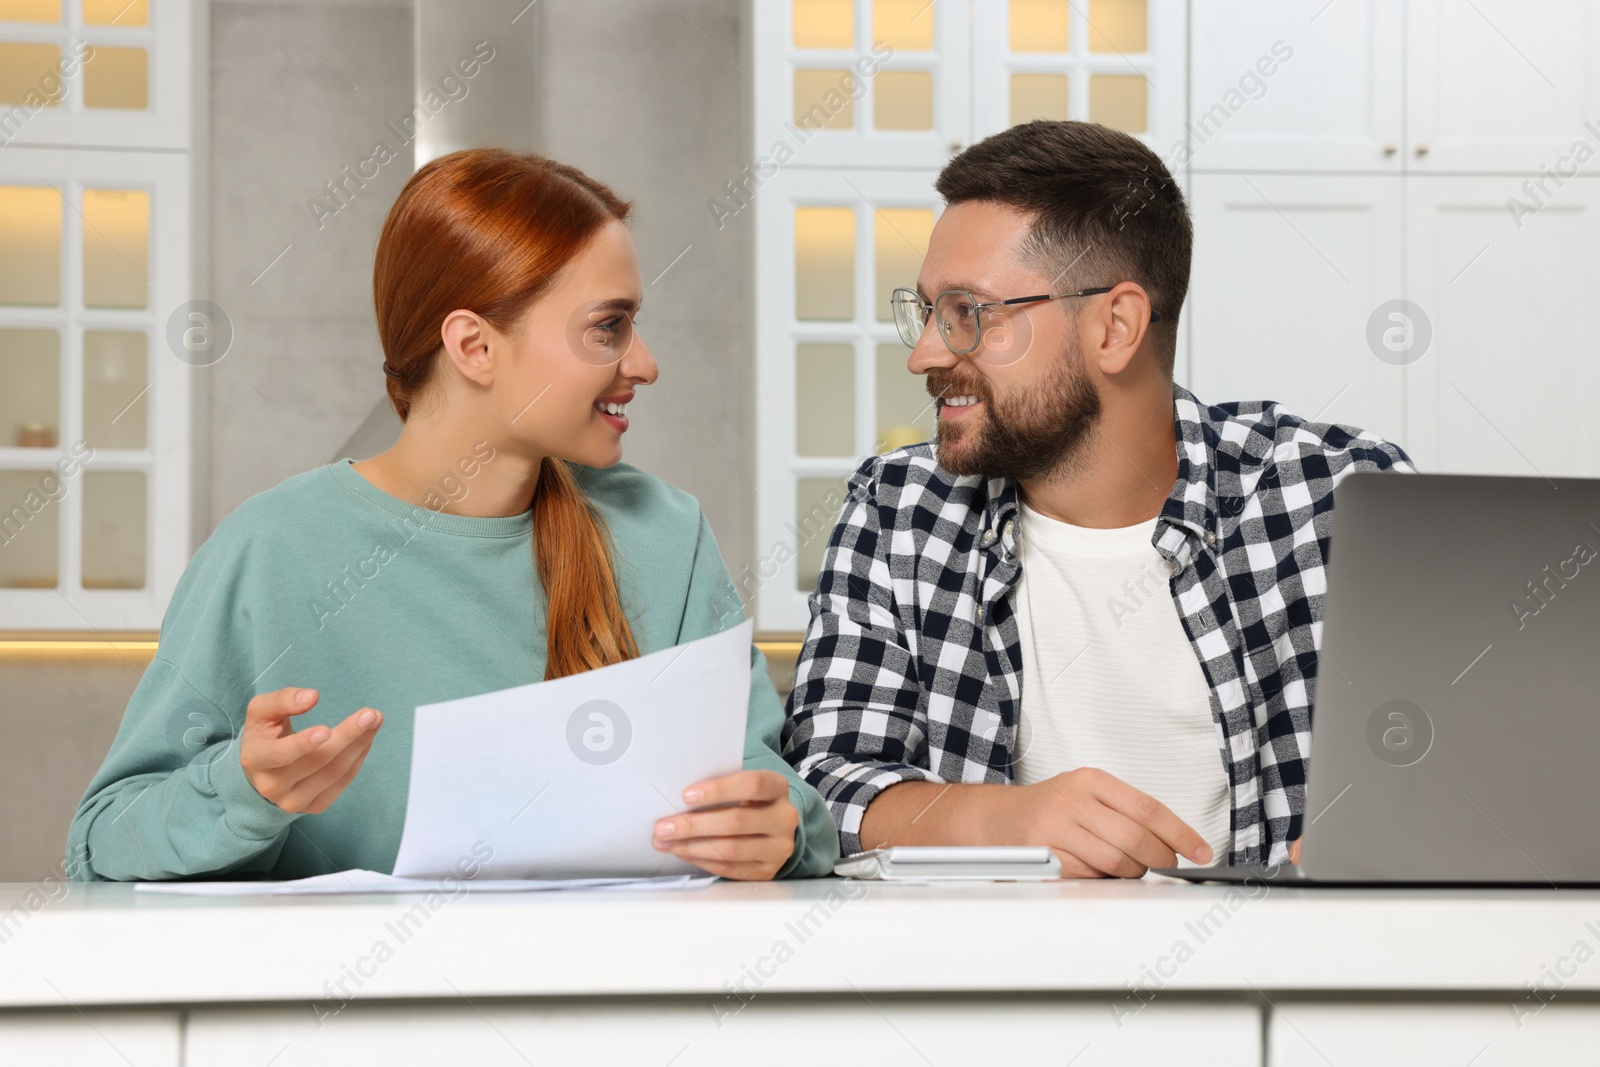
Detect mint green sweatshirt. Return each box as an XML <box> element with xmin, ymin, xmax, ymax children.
<box><xmin>67</xmin><ymin>457</ymin><xmax>838</xmax><ymax>881</ymax></box>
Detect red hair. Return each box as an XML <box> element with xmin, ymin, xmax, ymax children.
<box><xmin>373</xmin><ymin>148</ymin><xmax>640</xmax><ymax>680</ymax></box>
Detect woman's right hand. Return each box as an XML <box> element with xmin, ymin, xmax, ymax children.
<box><xmin>240</xmin><ymin>687</ymin><xmax>383</xmax><ymax>814</ymax></box>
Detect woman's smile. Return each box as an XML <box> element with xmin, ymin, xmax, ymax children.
<box><xmin>595</xmin><ymin>391</ymin><xmax>633</xmax><ymax>432</ymax></box>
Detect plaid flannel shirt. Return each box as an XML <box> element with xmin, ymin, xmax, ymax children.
<box><xmin>782</xmin><ymin>383</ymin><xmax>1414</xmax><ymax>865</ymax></box>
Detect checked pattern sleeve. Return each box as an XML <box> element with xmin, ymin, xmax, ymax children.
<box><xmin>780</xmin><ymin>458</ymin><xmax>942</xmax><ymax>856</ymax></box>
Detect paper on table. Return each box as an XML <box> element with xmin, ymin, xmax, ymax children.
<box><xmin>389</xmin><ymin>618</ymin><xmax>753</xmax><ymax>880</ymax></box>
<box><xmin>133</xmin><ymin>870</ymin><xmax>717</xmax><ymax>896</ymax></box>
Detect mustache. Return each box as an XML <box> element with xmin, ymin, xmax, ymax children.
<box><xmin>926</xmin><ymin>372</ymin><xmax>989</xmax><ymax>403</ymax></box>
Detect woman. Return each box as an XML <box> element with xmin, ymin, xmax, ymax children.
<box><xmin>67</xmin><ymin>149</ymin><xmax>837</xmax><ymax>881</ymax></box>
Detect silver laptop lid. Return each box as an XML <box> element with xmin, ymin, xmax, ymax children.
<box><xmin>1303</xmin><ymin>471</ymin><xmax>1600</xmax><ymax>884</ymax></box>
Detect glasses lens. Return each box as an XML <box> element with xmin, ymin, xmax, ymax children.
<box><xmin>890</xmin><ymin>289</ymin><xmax>925</xmax><ymax>348</ymax></box>
<box><xmin>567</xmin><ymin>302</ymin><xmax>636</xmax><ymax>367</ymax></box>
<box><xmin>934</xmin><ymin>291</ymin><xmax>979</xmax><ymax>354</ymax></box>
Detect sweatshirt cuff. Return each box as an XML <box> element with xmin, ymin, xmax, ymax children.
<box><xmin>777</xmin><ymin>782</ymin><xmax>811</xmax><ymax>879</ymax></box>
<box><xmin>776</xmin><ymin>780</ymin><xmax>841</xmax><ymax>879</ymax></box>
<box><xmin>206</xmin><ymin>744</ymin><xmax>299</xmax><ymax>841</ymax></box>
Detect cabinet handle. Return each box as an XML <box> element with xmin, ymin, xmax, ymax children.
<box><xmin>1415</xmin><ymin>143</ymin><xmax>1430</xmax><ymax>156</ymax></box>
<box><xmin>1384</xmin><ymin>142</ymin><xmax>1398</xmax><ymax>155</ymax></box>
<box><xmin>949</xmin><ymin>139</ymin><xmax>965</xmax><ymax>153</ymax></box>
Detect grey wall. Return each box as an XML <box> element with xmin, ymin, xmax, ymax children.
<box><xmin>205</xmin><ymin>0</ymin><xmax>416</xmax><ymax>529</ymax></box>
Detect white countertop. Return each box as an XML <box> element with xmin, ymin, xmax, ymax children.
<box><xmin>5</xmin><ymin>877</ymin><xmax>1599</xmax><ymax>1008</ymax></box>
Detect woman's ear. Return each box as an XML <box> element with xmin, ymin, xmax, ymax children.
<box><xmin>440</xmin><ymin>309</ymin><xmax>497</xmax><ymax>387</ymax></box>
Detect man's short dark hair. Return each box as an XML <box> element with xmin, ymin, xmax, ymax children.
<box><xmin>934</xmin><ymin>120</ymin><xmax>1192</xmax><ymax>376</ymax></box>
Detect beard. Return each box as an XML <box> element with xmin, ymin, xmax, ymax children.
<box><xmin>928</xmin><ymin>341</ymin><xmax>1102</xmax><ymax>483</ymax></box>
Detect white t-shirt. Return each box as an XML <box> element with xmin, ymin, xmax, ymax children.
<box><xmin>1011</xmin><ymin>501</ymin><xmax>1231</xmax><ymax>865</ymax></box>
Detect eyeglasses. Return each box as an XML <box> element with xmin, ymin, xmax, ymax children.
<box><xmin>890</xmin><ymin>286</ymin><xmax>1162</xmax><ymax>356</ymax></box>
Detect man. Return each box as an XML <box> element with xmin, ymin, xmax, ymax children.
<box><xmin>781</xmin><ymin>121</ymin><xmax>1413</xmax><ymax>876</ymax></box>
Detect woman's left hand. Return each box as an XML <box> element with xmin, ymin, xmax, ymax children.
<box><xmin>652</xmin><ymin>769</ymin><xmax>798</xmax><ymax>881</ymax></box>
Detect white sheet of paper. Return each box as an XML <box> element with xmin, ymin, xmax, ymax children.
<box><xmin>133</xmin><ymin>870</ymin><xmax>717</xmax><ymax>896</ymax></box>
<box><xmin>389</xmin><ymin>618</ymin><xmax>753</xmax><ymax>880</ymax></box>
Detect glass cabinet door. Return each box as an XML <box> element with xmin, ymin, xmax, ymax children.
<box><xmin>757</xmin><ymin>169</ymin><xmax>944</xmax><ymax>626</ymax></box>
<box><xmin>756</xmin><ymin>0</ymin><xmax>972</xmax><ymax>171</ymax></box>
<box><xmin>0</xmin><ymin>0</ymin><xmax>187</xmax><ymax>149</ymax></box>
<box><xmin>0</xmin><ymin>147</ymin><xmax>189</xmax><ymax>628</ymax></box>
<box><xmin>972</xmin><ymin>0</ymin><xmax>1185</xmax><ymax>155</ymax></box>
<box><xmin>0</xmin><ymin>0</ymin><xmax>190</xmax><ymax>628</ymax></box>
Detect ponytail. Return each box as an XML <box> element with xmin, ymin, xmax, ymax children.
<box><xmin>532</xmin><ymin>457</ymin><xmax>639</xmax><ymax>678</ymax></box>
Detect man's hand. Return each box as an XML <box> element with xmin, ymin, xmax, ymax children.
<box><xmin>858</xmin><ymin>769</ymin><xmax>1212</xmax><ymax>879</ymax></box>
<box><xmin>652</xmin><ymin>770</ymin><xmax>798</xmax><ymax>881</ymax></box>
<box><xmin>240</xmin><ymin>687</ymin><xmax>383</xmax><ymax>814</ymax></box>
<box><xmin>995</xmin><ymin>768</ymin><xmax>1213</xmax><ymax>878</ymax></box>
<box><xmin>1288</xmin><ymin>838</ymin><xmax>1303</xmax><ymax>865</ymax></box>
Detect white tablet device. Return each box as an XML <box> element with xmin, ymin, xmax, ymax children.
<box><xmin>832</xmin><ymin>846</ymin><xmax>1061</xmax><ymax>881</ymax></box>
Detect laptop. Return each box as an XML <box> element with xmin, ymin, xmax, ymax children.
<box><xmin>1155</xmin><ymin>470</ymin><xmax>1600</xmax><ymax>886</ymax></box>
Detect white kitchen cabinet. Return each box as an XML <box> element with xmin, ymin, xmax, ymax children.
<box><xmin>1187</xmin><ymin>2</ymin><xmax>1600</xmax><ymax>478</ymax></box>
<box><xmin>1403</xmin><ymin>175</ymin><xmax>1600</xmax><ymax>478</ymax></box>
<box><xmin>1186</xmin><ymin>173</ymin><xmax>1406</xmax><ymax>444</ymax></box>
<box><xmin>1269</xmin><ymin>1003</ymin><xmax>1600</xmax><ymax>1066</ymax></box>
<box><xmin>1188</xmin><ymin>0</ymin><xmax>1403</xmax><ymax>173</ymax></box>
<box><xmin>185</xmin><ymin>999</ymin><xmax>1260</xmax><ymax>1067</ymax></box>
<box><xmin>1187</xmin><ymin>173</ymin><xmax>1600</xmax><ymax>477</ymax></box>
<box><xmin>1191</xmin><ymin>0</ymin><xmax>1600</xmax><ymax>177</ymax></box>
<box><xmin>0</xmin><ymin>1009</ymin><xmax>179</xmax><ymax>1066</ymax></box>
<box><xmin>1407</xmin><ymin>0</ymin><xmax>1600</xmax><ymax>175</ymax></box>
